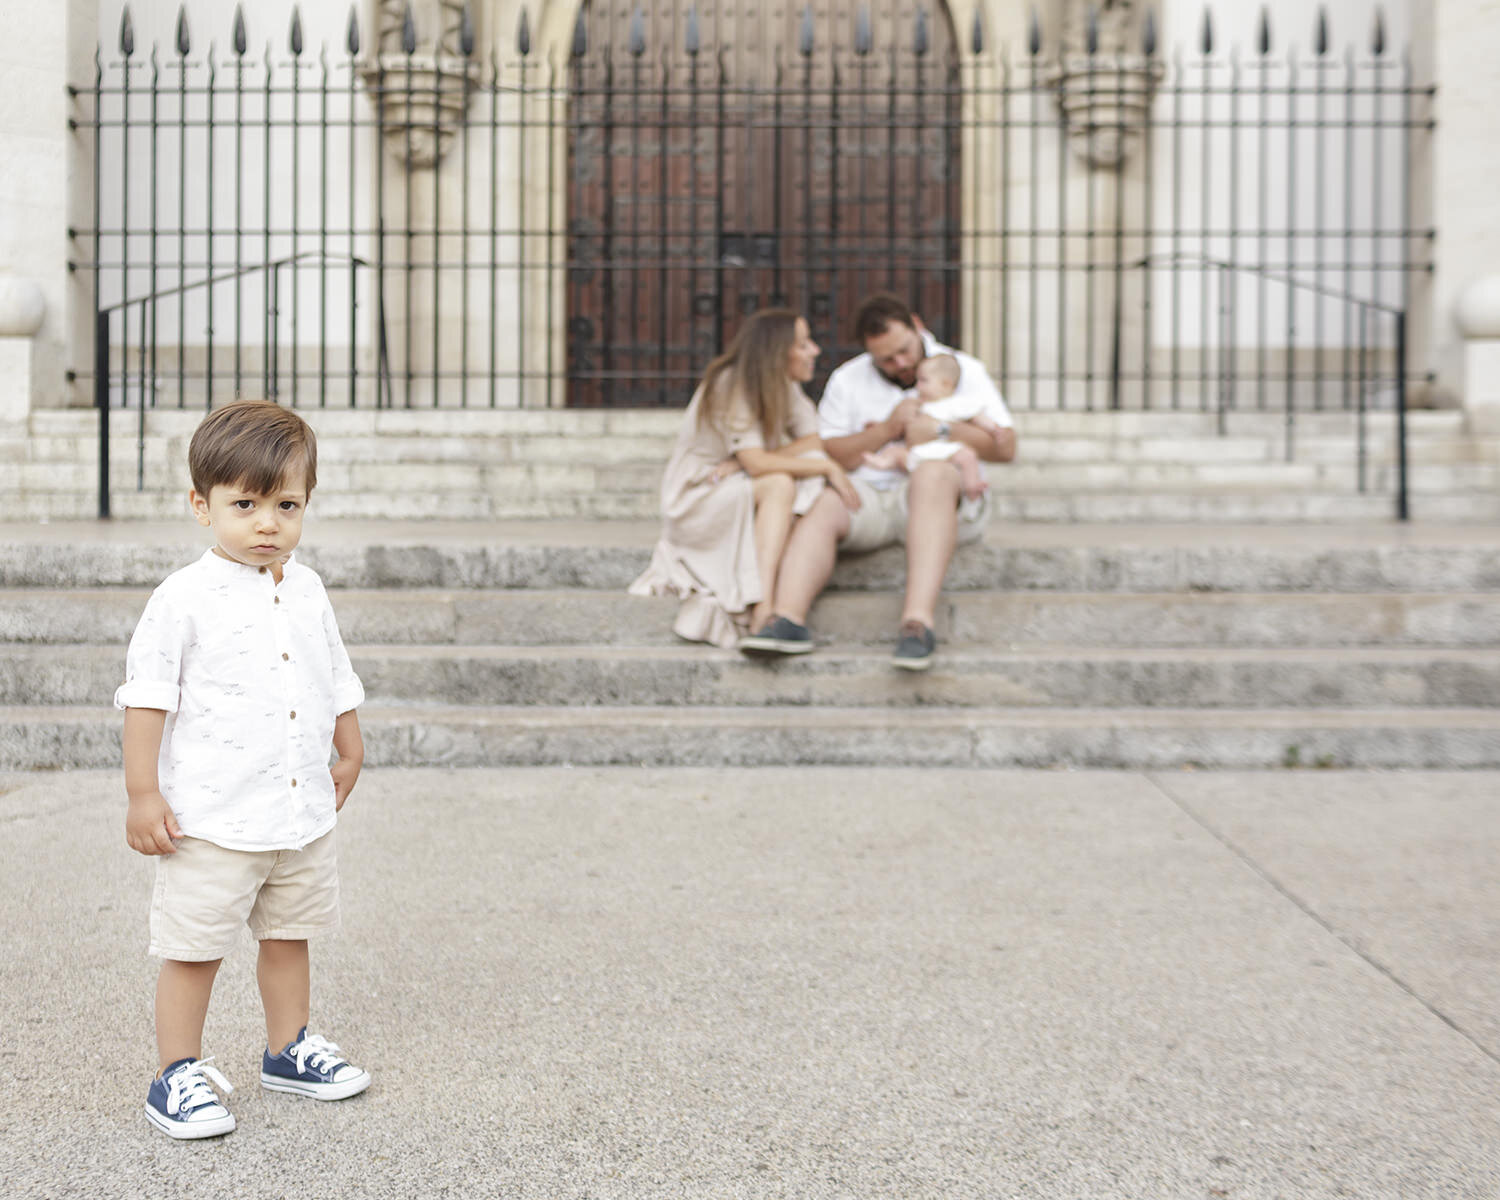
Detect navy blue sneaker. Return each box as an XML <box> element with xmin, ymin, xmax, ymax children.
<box><xmin>261</xmin><ymin>1028</ymin><xmax>370</xmax><ymax>1101</ymax></box>
<box><xmin>144</xmin><ymin>1057</ymin><xmax>236</xmax><ymax>1139</ymax></box>
<box><xmin>738</xmin><ymin>615</ymin><xmax>814</xmax><ymax>656</ymax></box>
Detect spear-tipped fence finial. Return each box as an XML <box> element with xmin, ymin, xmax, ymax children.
<box><xmin>854</xmin><ymin>5</ymin><xmax>872</xmax><ymax>56</ymax></box>
<box><xmin>628</xmin><ymin>6</ymin><xmax>645</xmax><ymax>56</ymax></box>
<box><xmin>914</xmin><ymin>7</ymin><xmax>930</xmax><ymax>56</ymax></box>
<box><xmin>1143</xmin><ymin>7</ymin><xmax>1157</xmax><ymax>56</ymax></box>
<box><xmin>401</xmin><ymin>3</ymin><xmax>417</xmax><ymax>54</ymax></box>
<box><xmin>1372</xmin><ymin>7</ymin><xmax>1386</xmax><ymax>57</ymax></box>
<box><xmin>572</xmin><ymin>8</ymin><xmax>587</xmax><ymax>58</ymax></box>
<box><xmin>1086</xmin><ymin>5</ymin><xmax>1099</xmax><ymax>55</ymax></box>
<box><xmin>685</xmin><ymin>5</ymin><xmax>701</xmax><ymax>56</ymax></box>
<box><xmin>799</xmin><ymin>5</ymin><xmax>815</xmax><ymax>57</ymax></box>
<box><xmin>516</xmin><ymin>6</ymin><xmax>531</xmax><ymax>56</ymax></box>
<box><xmin>459</xmin><ymin>3</ymin><xmax>474</xmax><ymax>55</ymax></box>
<box><xmin>232</xmin><ymin>3</ymin><xmax>246</xmax><ymax>55</ymax></box>
<box><xmin>1258</xmin><ymin>7</ymin><xmax>1271</xmax><ymax>55</ymax></box>
<box><xmin>1028</xmin><ymin>6</ymin><xmax>1042</xmax><ymax>56</ymax></box>
<box><xmin>1200</xmin><ymin>7</ymin><xmax>1213</xmax><ymax>55</ymax></box>
<box><xmin>345</xmin><ymin>5</ymin><xmax>360</xmax><ymax>55</ymax></box>
<box><xmin>971</xmin><ymin>9</ymin><xmax>984</xmax><ymax>55</ymax></box>
<box><xmin>175</xmin><ymin>6</ymin><xmax>190</xmax><ymax>56</ymax></box>
<box><xmin>289</xmin><ymin>6</ymin><xmax>303</xmax><ymax>56</ymax></box>
<box><xmin>120</xmin><ymin>5</ymin><xmax>135</xmax><ymax>56</ymax></box>
<box><xmin>1315</xmin><ymin>6</ymin><xmax>1329</xmax><ymax>56</ymax></box>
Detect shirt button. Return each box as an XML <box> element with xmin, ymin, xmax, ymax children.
<box><xmin>282</xmin><ymin>653</ymin><xmax>290</xmax><ymax>661</ymax></box>
<box><xmin>290</xmin><ymin>711</ymin><xmax>297</xmax><ymax>719</ymax></box>
<box><xmin>258</xmin><ymin>567</ymin><xmax>267</xmax><ymax>574</ymax></box>
<box><xmin>290</xmin><ymin>778</ymin><xmax>297</xmax><ymax>787</ymax></box>
<box><xmin>274</xmin><ymin>597</ymin><xmax>280</xmax><ymax>605</ymax></box>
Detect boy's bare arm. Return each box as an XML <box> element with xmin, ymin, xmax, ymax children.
<box><xmin>123</xmin><ymin>707</ymin><xmax>182</xmax><ymax>855</ymax></box>
<box><xmin>331</xmin><ymin>708</ymin><xmax>364</xmax><ymax>811</ymax></box>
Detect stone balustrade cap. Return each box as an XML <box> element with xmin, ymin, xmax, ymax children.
<box><xmin>0</xmin><ymin>274</ymin><xmax>45</xmax><ymax>339</ymax></box>
<box><xmin>1456</xmin><ymin>275</ymin><xmax>1500</xmax><ymax>340</ymax></box>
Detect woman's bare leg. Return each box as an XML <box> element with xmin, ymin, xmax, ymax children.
<box><xmin>749</xmin><ymin>473</ymin><xmax>797</xmax><ymax>631</ymax></box>
<box><xmin>771</xmin><ymin>488</ymin><xmax>851</xmax><ymax>625</ymax></box>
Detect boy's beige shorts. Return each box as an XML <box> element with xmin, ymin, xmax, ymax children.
<box><xmin>149</xmin><ymin>829</ymin><xmax>340</xmax><ymax>961</ymax></box>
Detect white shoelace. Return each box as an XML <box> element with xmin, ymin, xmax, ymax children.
<box><xmin>167</xmin><ymin>1058</ymin><xmax>233</xmax><ymax>1116</ymax></box>
<box><xmin>289</xmin><ymin>1033</ymin><xmax>346</xmax><ymax>1076</ymax></box>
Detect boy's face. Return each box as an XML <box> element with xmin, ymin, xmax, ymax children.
<box><xmin>915</xmin><ymin>360</ymin><xmax>956</xmax><ymax>401</ymax></box>
<box><xmin>189</xmin><ymin>462</ymin><xmax>309</xmax><ymax>570</ymax></box>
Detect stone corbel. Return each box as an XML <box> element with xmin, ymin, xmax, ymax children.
<box><xmin>1045</xmin><ymin>0</ymin><xmax>1162</xmax><ymax>169</ymax></box>
<box><xmin>364</xmin><ymin>0</ymin><xmax>480</xmax><ymax>168</ymax></box>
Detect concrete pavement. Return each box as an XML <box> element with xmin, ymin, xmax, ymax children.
<box><xmin>0</xmin><ymin>767</ymin><xmax>1496</xmax><ymax>1199</ymax></box>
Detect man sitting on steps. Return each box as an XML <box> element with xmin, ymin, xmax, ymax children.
<box><xmin>739</xmin><ymin>293</ymin><xmax>1018</xmax><ymax>672</ymax></box>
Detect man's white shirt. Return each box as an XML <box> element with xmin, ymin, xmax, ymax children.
<box><xmin>115</xmin><ymin>550</ymin><xmax>365</xmax><ymax>851</ymax></box>
<box><xmin>817</xmin><ymin>333</ymin><xmax>1013</xmax><ymax>489</ymax></box>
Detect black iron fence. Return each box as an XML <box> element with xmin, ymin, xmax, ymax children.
<box><xmin>72</xmin><ymin>2</ymin><xmax>1431</xmax><ymax>424</ymax></box>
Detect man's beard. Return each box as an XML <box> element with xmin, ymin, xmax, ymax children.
<box><xmin>876</xmin><ymin>363</ymin><xmax>919</xmax><ymax>390</ymax></box>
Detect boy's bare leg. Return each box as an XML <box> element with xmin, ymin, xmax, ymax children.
<box><xmin>901</xmin><ymin>460</ymin><xmax>962</xmax><ymax>629</ymax></box>
<box><xmin>156</xmin><ymin>959</ymin><xmax>222</xmax><ymax>1071</ymax></box>
<box><xmin>258</xmin><ymin>938</ymin><xmax>311</xmax><ymax>1053</ymax></box>
<box><xmin>771</xmin><ymin>488</ymin><xmax>851</xmax><ymax>625</ymax></box>
<box><xmin>749</xmin><ymin>473</ymin><xmax>797</xmax><ymax>632</ymax></box>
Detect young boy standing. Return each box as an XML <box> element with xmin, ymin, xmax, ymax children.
<box><xmin>116</xmin><ymin>399</ymin><xmax>370</xmax><ymax>1139</ymax></box>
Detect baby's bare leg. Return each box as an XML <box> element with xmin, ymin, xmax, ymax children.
<box><xmin>951</xmin><ymin>444</ymin><xmax>988</xmax><ymax>501</ymax></box>
<box><xmin>862</xmin><ymin>443</ymin><xmax>909</xmax><ymax>471</ymax></box>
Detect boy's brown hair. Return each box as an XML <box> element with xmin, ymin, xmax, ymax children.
<box><xmin>188</xmin><ymin>400</ymin><xmax>318</xmax><ymax>497</ymax></box>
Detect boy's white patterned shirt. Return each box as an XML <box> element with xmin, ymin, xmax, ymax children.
<box><xmin>114</xmin><ymin>549</ymin><xmax>364</xmax><ymax>851</ymax></box>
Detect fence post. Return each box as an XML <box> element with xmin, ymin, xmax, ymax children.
<box><xmin>1396</xmin><ymin>310</ymin><xmax>1409</xmax><ymax>520</ymax></box>
<box><xmin>95</xmin><ymin>308</ymin><xmax>110</xmax><ymax>518</ymax></box>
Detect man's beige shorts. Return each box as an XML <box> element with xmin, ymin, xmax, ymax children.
<box><xmin>149</xmin><ymin>830</ymin><xmax>340</xmax><ymax>961</ymax></box>
<box><xmin>840</xmin><ymin>474</ymin><xmax>991</xmax><ymax>554</ymax></box>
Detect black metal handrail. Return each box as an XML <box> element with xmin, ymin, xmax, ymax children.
<box><xmin>1124</xmin><ymin>250</ymin><xmax>1408</xmax><ymax>519</ymax></box>
<box><xmin>94</xmin><ymin>250</ymin><xmax>391</xmax><ymax>518</ymax></box>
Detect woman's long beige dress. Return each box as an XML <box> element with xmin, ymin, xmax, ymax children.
<box><xmin>629</xmin><ymin>383</ymin><xmax>827</xmax><ymax>648</ymax></box>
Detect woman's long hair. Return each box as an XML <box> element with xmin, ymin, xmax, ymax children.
<box><xmin>696</xmin><ymin>309</ymin><xmax>800</xmax><ymax>449</ymax></box>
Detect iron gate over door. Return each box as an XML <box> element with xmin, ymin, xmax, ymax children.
<box><xmin>566</xmin><ymin>0</ymin><xmax>961</xmax><ymax>406</ymax></box>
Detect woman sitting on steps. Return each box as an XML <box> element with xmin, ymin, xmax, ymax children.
<box><xmin>629</xmin><ymin>308</ymin><xmax>860</xmax><ymax>648</ymax></box>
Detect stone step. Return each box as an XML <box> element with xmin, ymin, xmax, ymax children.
<box><xmin>14</xmin><ymin>487</ymin><xmax>1496</xmax><ymax>523</ymax></box>
<box><xmin>14</xmin><ymin>643</ymin><xmax>1500</xmax><ymax>709</ymax></box>
<box><xmin>30</xmin><ymin>429</ymin><xmax>1500</xmax><ymax>468</ymax></box>
<box><xmin>10</xmin><ymin>588</ymin><xmax>1500</xmax><ymax>649</ymax></box>
<box><xmin>25</xmin><ymin>405</ymin><xmax>1470</xmax><ymax>440</ymax></box>
<box><xmin>6</xmin><ymin>524</ymin><xmax>1500</xmax><ymax>592</ymax></box>
<box><xmin>17</xmin><ymin>456</ymin><xmax>1500</xmax><ymax>495</ymax></box>
<box><xmin>7</xmin><ymin>703</ymin><xmax>1498</xmax><ymax>771</ymax></box>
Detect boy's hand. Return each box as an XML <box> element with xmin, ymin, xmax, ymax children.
<box><xmin>331</xmin><ymin>755</ymin><xmax>362</xmax><ymax>811</ymax></box>
<box><xmin>125</xmin><ymin>791</ymin><xmax>183</xmax><ymax>856</ymax></box>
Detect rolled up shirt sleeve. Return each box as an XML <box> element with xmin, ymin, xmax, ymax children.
<box><xmin>113</xmin><ymin>587</ymin><xmax>186</xmax><ymax>712</ymax></box>
<box><xmin>321</xmin><ymin>590</ymin><xmax>365</xmax><ymax>715</ymax></box>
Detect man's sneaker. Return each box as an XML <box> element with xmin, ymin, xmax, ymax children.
<box><xmin>144</xmin><ymin>1057</ymin><xmax>236</xmax><ymax>1139</ymax></box>
<box><xmin>261</xmin><ymin>1028</ymin><xmax>371</xmax><ymax>1101</ymax></box>
<box><xmin>891</xmin><ymin>620</ymin><xmax>937</xmax><ymax>671</ymax></box>
<box><xmin>738</xmin><ymin>615</ymin><xmax>814</xmax><ymax>656</ymax></box>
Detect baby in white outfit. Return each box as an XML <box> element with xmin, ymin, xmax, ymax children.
<box><xmin>862</xmin><ymin>354</ymin><xmax>1007</xmax><ymax>500</ymax></box>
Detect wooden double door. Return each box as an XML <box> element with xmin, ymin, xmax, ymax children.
<box><xmin>566</xmin><ymin>0</ymin><xmax>963</xmax><ymax>406</ymax></box>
